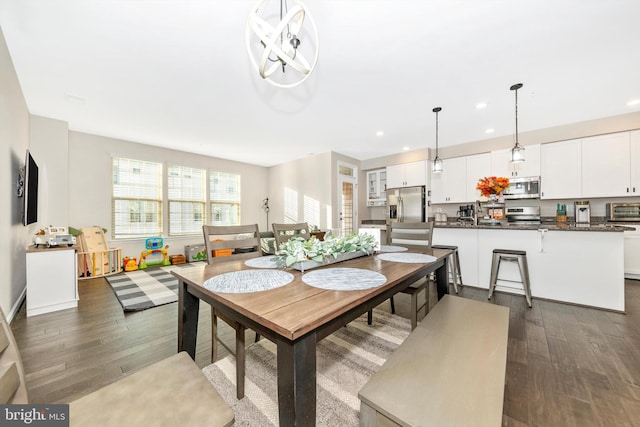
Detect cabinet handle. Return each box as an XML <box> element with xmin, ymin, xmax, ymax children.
<box><xmin>628</xmin><ymin>187</ymin><xmax>630</xmax><ymax>193</ymax></box>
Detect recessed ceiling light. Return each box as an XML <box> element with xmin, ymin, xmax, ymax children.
<box><xmin>628</xmin><ymin>99</ymin><xmax>640</xmax><ymax>106</ymax></box>
<box><xmin>376</xmin><ymin>130</ymin><xmax>384</xmax><ymax>137</ymax></box>
<box><xmin>476</xmin><ymin>102</ymin><xmax>487</xmax><ymax>109</ymax></box>
<box><xmin>402</xmin><ymin>146</ymin><xmax>410</xmax><ymax>151</ymax></box>
<box><xmin>485</xmin><ymin>128</ymin><xmax>495</xmax><ymax>134</ymax></box>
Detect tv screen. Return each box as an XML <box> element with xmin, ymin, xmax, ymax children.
<box><xmin>23</xmin><ymin>149</ymin><xmax>39</xmax><ymax>226</ymax></box>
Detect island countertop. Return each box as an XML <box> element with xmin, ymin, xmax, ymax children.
<box><xmin>432</xmin><ymin>220</ymin><xmax>635</xmax><ymax>232</ymax></box>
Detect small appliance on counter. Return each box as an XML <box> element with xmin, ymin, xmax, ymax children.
<box><xmin>475</xmin><ymin>200</ymin><xmax>506</xmax><ymax>225</ymax></box>
<box><xmin>606</xmin><ymin>202</ymin><xmax>640</xmax><ymax>222</ymax></box>
<box><xmin>506</xmin><ymin>206</ymin><xmax>541</xmax><ymax>224</ymax></box>
<box><xmin>434</xmin><ymin>210</ymin><xmax>448</xmax><ymax>223</ymax></box>
<box><xmin>457</xmin><ymin>204</ymin><xmax>475</xmax><ymax>222</ymax></box>
<box><xmin>575</xmin><ymin>200</ymin><xmax>591</xmax><ymax>223</ymax></box>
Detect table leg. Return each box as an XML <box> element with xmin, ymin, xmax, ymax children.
<box><xmin>177</xmin><ymin>279</ymin><xmax>199</xmax><ymax>359</ymax></box>
<box><xmin>277</xmin><ymin>333</ymin><xmax>317</xmax><ymax>427</ymax></box>
<box><xmin>435</xmin><ymin>259</ymin><xmax>449</xmax><ymax>300</ymax></box>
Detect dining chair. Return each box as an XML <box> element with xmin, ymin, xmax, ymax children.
<box><xmin>202</xmin><ymin>224</ymin><xmax>262</xmax><ymax>399</ymax></box>
<box><xmin>369</xmin><ymin>221</ymin><xmax>435</xmax><ymax>330</ymax></box>
<box><xmin>272</xmin><ymin>222</ymin><xmax>311</xmax><ymax>248</ymax></box>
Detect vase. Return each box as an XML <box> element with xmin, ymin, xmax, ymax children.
<box><xmin>489</xmin><ymin>194</ymin><xmax>498</xmax><ymax>202</ymax></box>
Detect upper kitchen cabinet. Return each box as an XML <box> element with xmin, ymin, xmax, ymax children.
<box><xmin>386</xmin><ymin>160</ymin><xmax>427</xmax><ymax>188</ymax></box>
<box><xmin>431</xmin><ymin>153</ymin><xmax>491</xmax><ymax>203</ymax></box>
<box><xmin>540</xmin><ymin>139</ymin><xmax>582</xmax><ymax>199</ymax></box>
<box><xmin>491</xmin><ymin>144</ymin><xmax>540</xmax><ymax>178</ymax></box>
<box><xmin>631</xmin><ymin>130</ymin><xmax>640</xmax><ymax>194</ymax></box>
<box><xmin>581</xmin><ymin>132</ymin><xmax>632</xmax><ymax>198</ymax></box>
<box><xmin>366</xmin><ymin>168</ymin><xmax>387</xmax><ymax>206</ymax></box>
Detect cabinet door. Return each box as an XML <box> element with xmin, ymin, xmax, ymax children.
<box><xmin>581</xmin><ymin>133</ymin><xmax>630</xmax><ymax>197</ymax></box>
<box><xmin>540</xmin><ymin>139</ymin><xmax>582</xmax><ymax>199</ymax></box>
<box><xmin>386</xmin><ymin>164</ymin><xmax>405</xmax><ymax>188</ymax></box>
<box><xmin>631</xmin><ymin>130</ymin><xmax>640</xmax><ymax>195</ymax></box>
<box><xmin>367</xmin><ymin>170</ymin><xmax>379</xmax><ymax>201</ymax></box>
<box><xmin>490</xmin><ymin>149</ymin><xmax>513</xmax><ymax>178</ymax></box>
<box><xmin>444</xmin><ymin>157</ymin><xmax>468</xmax><ymax>203</ymax></box>
<box><xmin>404</xmin><ymin>161</ymin><xmax>427</xmax><ymax>187</ymax></box>
<box><xmin>466</xmin><ymin>153</ymin><xmax>492</xmax><ymax>202</ymax></box>
<box><xmin>513</xmin><ymin>144</ymin><xmax>541</xmax><ymax>177</ymax></box>
<box><xmin>430</xmin><ymin>167</ymin><xmax>446</xmax><ymax>203</ymax></box>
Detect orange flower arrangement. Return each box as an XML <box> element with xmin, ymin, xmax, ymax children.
<box><xmin>476</xmin><ymin>176</ymin><xmax>510</xmax><ymax>197</ymax></box>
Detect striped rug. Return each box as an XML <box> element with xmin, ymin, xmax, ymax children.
<box><xmin>202</xmin><ymin>309</ymin><xmax>411</xmax><ymax>426</ymax></box>
<box><xmin>105</xmin><ymin>262</ymin><xmax>205</xmax><ymax>311</ymax></box>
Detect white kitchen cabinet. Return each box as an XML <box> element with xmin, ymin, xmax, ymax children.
<box><xmin>431</xmin><ymin>154</ymin><xmax>491</xmax><ymax>203</ymax></box>
<box><xmin>366</xmin><ymin>169</ymin><xmax>387</xmax><ymax>206</ymax></box>
<box><xmin>491</xmin><ymin>144</ymin><xmax>541</xmax><ymax>178</ymax></box>
<box><xmin>430</xmin><ymin>157</ymin><xmax>467</xmax><ymax>203</ymax></box>
<box><xmin>26</xmin><ymin>246</ymin><xmax>79</xmax><ymax>317</ymax></box>
<box><xmin>630</xmin><ymin>130</ymin><xmax>640</xmax><ymax>195</ymax></box>
<box><xmin>386</xmin><ymin>161</ymin><xmax>426</xmax><ymax>188</ymax></box>
<box><xmin>581</xmin><ymin>133</ymin><xmax>631</xmax><ymax>197</ymax></box>
<box><xmin>432</xmin><ymin>227</ymin><xmax>479</xmax><ymax>285</ymax></box>
<box><xmin>466</xmin><ymin>153</ymin><xmax>492</xmax><ymax>202</ymax></box>
<box><xmin>624</xmin><ymin>225</ymin><xmax>640</xmax><ymax>279</ymax></box>
<box><xmin>540</xmin><ymin>139</ymin><xmax>582</xmax><ymax>199</ymax></box>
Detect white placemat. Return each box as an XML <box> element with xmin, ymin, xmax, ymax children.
<box><xmin>244</xmin><ymin>255</ymin><xmax>279</xmax><ymax>269</ymax></box>
<box><xmin>204</xmin><ymin>270</ymin><xmax>293</xmax><ymax>293</ymax></box>
<box><xmin>301</xmin><ymin>268</ymin><xmax>386</xmax><ymax>291</ymax></box>
<box><xmin>378</xmin><ymin>245</ymin><xmax>408</xmax><ymax>253</ymax></box>
<box><xmin>377</xmin><ymin>253</ymin><xmax>437</xmax><ymax>263</ymax></box>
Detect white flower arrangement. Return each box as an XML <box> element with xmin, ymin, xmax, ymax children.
<box><xmin>275</xmin><ymin>232</ymin><xmax>376</xmax><ymax>268</ymax></box>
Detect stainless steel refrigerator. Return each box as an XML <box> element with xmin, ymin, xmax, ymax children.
<box><xmin>386</xmin><ymin>186</ymin><xmax>426</xmax><ymax>223</ymax></box>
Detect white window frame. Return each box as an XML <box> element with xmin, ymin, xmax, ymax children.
<box><xmin>168</xmin><ymin>165</ymin><xmax>206</xmax><ymax>236</ymax></box>
<box><xmin>209</xmin><ymin>171</ymin><xmax>241</xmax><ymax>226</ymax></box>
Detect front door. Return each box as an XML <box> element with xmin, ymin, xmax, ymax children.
<box><xmin>337</xmin><ymin>162</ymin><xmax>357</xmax><ymax>236</ymax></box>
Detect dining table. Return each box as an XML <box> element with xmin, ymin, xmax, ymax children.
<box><xmin>174</xmin><ymin>245</ymin><xmax>452</xmax><ymax>427</ymax></box>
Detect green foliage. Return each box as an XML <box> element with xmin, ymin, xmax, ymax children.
<box><xmin>275</xmin><ymin>232</ymin><xmax>376</xmax><ymax>268</ymax></box>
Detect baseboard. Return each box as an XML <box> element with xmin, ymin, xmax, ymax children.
<box><xmin>7</xmin><ymin>286</ymin><xmax>27</xmax><ymax>324</ymax></box>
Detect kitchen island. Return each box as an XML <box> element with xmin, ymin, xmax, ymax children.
<box><xmin>432</xmin><ymin>221</ymin><xmax>632</xmax><ymax>311</ymax></box>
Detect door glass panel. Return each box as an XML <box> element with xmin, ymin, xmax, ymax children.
<box><xmin>341</xmin><ymin>182</ymin><xmax>354</xmax><ymax>235</ymax></box>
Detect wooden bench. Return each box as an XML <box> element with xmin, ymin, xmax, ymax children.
<box><xmin>358</xmin><ymin>295</ymin><xmax>509</xmax><ymax>427</ymax></box>
<box><xmin>0</xmin><ymin>308</ymin><xmax>234</xmax><ymax>427</ymax></box>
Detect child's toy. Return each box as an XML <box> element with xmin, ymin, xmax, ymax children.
<box><xmin>138</xmin><ymin>238</ymin><xmax>171</xmax><ymax>269</ymax></box>
<box><xmin>170</xmin><ymin>254</ymin><xmax>186</xmax><ymax>265</ymax></box>
<box><xmin>185</xmin><ymin>244</ymin><xmax>207</xmax><ymax>262</ymax></box>
<box><xmin>33</xmin><ymin>226</ymin><xmax>76</xmax><ymax>248</ymax></box>
<box><xmin>123</xmin><ymin>257</ymin><xmax>139</xmax><ymax>271</ymax></box>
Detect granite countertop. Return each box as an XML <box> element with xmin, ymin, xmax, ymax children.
<box><xmin>433</xmin><ymin>220</ymin><xmax>636</xmax><ymax>232</ymax></box>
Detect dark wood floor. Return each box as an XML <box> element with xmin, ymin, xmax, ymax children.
<box><xmin>9</xmin><ymin>277</ymin><xmax>640</xmax><ymax>425</ymax></box>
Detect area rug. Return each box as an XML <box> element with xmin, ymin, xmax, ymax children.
<box><xmin>202</xmin><ymin>309</ymin><xmax>411</xmax><ymax>426</ymax></box>
<box><xmin>105</xmin><ymin>262</ymin><xmax>206</xmax><ymax>311</ymax></box>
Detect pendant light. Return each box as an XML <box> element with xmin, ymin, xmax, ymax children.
<box><xmin>510</xmin><ymin>83</ymin><xmax>525</xmax><ymax>163</ymax></box>
<box><xmin>432</xmin><ymin>107</ymin><xmax>443</xmax><ymax>173</ymax></box>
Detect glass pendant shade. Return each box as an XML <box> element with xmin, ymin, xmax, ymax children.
<box><xmin>432</xmin><ymin>156</ymin><xmax>443</xmax><ymax>173</ymax></box>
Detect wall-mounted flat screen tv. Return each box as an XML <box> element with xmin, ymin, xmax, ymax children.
<box><xmin>23</xmin><ymin>149</ymin><xmax>39</xmax><ymax>226</ymax></box>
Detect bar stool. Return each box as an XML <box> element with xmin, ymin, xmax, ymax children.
<box><xmin>431</xmin><ymin>245</ymin><xmax>463</xmax><ymax>294</ymax></box>
<box><xmin>488</xmin><ymin>249</ymin><xmax>532</xmax><ymax>307</ymax></box>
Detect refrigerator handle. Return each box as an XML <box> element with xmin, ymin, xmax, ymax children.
<box><xmin>398</xmin><ymin>197</ymin><xmax>404</xmax><ymax>223</ymax></box>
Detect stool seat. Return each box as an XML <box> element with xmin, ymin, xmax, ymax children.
<box><xmin>488</xmin><ymin>249</ymin><xmax>532</xmax><ymax>307</ymax></box>
<box><xmin>493</xmin><ymin>248</ymin><xmax>527</xmax><ymax>256</ymax></box>
<box><xmin>432</xmin><ymin>245</ymin><xmax>463</xmax><ymax>294</ymax></box>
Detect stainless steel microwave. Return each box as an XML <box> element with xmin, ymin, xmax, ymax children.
<box><xmin>606</xmin><ymin>203</ymin><xmax>640</xmax><ymax>222</ymax></box>
<box><xmin>503</xmin><ymin>176</ymin><xmax>540</xmax><ymax>200</ymax></box>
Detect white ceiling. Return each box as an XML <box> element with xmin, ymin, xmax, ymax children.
<box><xmin>1</xmin><ymin>0</ymin><xmax>639</xmax><ymax>167</ymax></box>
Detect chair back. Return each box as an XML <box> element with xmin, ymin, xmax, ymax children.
<box><xmin>202</xmin><ymin>224</ymin><xmax>262</xmax><ymax>264</ymax></box>
<box><xmin>388</xmin><ymin>221</ymin><xmax>434</xmax><ymax>248</ymax></box>
<box><xmin>0</xmin><ymin>307</ymin><xmax>28</xmax><ymax>404</ymax></box>
<box><xmin>272</xmin><ymin>222</ymin><xmax>311</xmax><ymax>247</ymax></box>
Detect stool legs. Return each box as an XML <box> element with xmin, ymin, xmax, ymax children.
<box><xmin>517</xmin><ymin>254</ymin><xmax>533</xmax><ymax>308</ymax></box>
<box><xmin>488</xmin><ymin>252</ymin><xmax>501</xmax><ymax>300</ymax></box>
<box><xmin>488</xmin><ymin>251</ymin><xmax>532</xmax><ymax>307</ymax></box>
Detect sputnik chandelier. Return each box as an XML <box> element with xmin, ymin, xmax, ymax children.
<box><xmin>246</xmin><ymin>0</ymin><xmax>319</xmax><ymax>88</ymax></box>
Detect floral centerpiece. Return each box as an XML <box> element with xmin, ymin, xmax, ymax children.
<box><xmin>275</xmin><ymin>232</ymin><xmax>376</xmax><ymax>270</ymax></box>
<box><xmin>476</xmin><ymin>176</ymin><xmax>510</xmax><ymax>198</ymax></box>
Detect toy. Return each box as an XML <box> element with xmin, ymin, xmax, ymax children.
<box><xmin>33</xmin><ymin>226</ymin><xmax>77</xmax><ymax>248</ymax></box>
<box><xmin>138</xmin><ymin>237</ymin><xmax>171</xmax><ymax>269</ymax></box>
<box><xmin>123</xmin><ymin>257</ymin><xmax>139</xmax><ymax>271</ymax></box>
<box><xmin>169</xmin><ymin>254</ymin><xmax>186</xmax><ymax>265</ymax></box>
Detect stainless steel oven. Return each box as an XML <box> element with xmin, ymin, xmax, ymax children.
<box><xmin>606</xmin><ymin>203</ymin><xmax>640</xmax><ymax>222</ymax></box>
<box><xmin>503</xmin><ymin>176</ymin><xmax>540</xmax><ymax>200</ymax></box>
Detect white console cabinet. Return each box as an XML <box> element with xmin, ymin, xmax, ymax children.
<box><xmin>26</xmin><ymin>246</ymin><xmax>79</xmax><ymax>317</ymax></box>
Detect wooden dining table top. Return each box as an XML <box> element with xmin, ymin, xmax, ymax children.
<box><xmin>173</xmin><ymin>246</ymin><xmax>452</xmax><ymax>342</ymax></box>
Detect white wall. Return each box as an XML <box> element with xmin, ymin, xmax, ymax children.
<box><xmin>0</xmin><ymin>27</ymin><xmax>31</xmax><ymax>319</ymax></box>
<box><xmin>68</xmin><ymin>131</ymin><xmax>269</xmax><ymax>258</ymax></box>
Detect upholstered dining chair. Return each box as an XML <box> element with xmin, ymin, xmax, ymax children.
<box><xmin>202</xmin><ymin>224</ymin><xmax>262</xmax><ymax>399</ymax></box>
<box><xmin>272</xmin><ymin>222</ymin><xmax>311</xmax><ymax>248</ymax></box>
<box><xmin>369</xmin><ymin>221</ymin><xmax>435</xmax><ymax>330</ymax></box>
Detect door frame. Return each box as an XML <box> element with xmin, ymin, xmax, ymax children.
<box><xmin>337</xmin><ymin>161</ymin><xmax>358</xmax><ymax>236</ymax></box>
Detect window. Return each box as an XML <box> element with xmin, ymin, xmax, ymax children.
<box><xmin>210</xmin><ymin>171</ymin><xmax>241</xmax><ymax>225</ymax></box>
<box><xmin>168</xmin><ymin>165</ymin><xmax>206</xmax><ymax>235</ymax></box>
<box><xmin>112</xmin><ymin>158</ymin><xmax>162</xmax><ymax>238</ymax></box>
